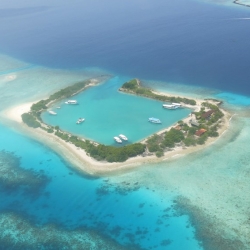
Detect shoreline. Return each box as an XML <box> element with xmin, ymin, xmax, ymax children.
<box><xmin>2</xmin><ymin>90</ymin><xmax>231</xmax><ymax>176</ymax></box>
<box><xmin>233</xmin><ymin>0</ymin><xmax>250</xmax><ymax>7</ymax></box>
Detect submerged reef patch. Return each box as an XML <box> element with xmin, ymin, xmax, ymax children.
<box><xmin>96</xmin><ymin>179</ymin><xmax>141</xmax><ymax>197</ymax></box>
<box><xmin>0</xmin><ymin>212</ymin><xmax>133</xmax><ymax>250</ymax></box>
<box><xmin>0</xmin><ymin>150</ymin><xmax>50</xmax><ymax>195</ymax></box>
<box><xmin>173</xmin><ymin>196</ymin><xmax>246</xmax><ymax>250</ymax></box>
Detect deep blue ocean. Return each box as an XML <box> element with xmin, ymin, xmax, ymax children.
<box><xmin>1</xmin><ymin>0</ymin><xmax>250</xmax><ymax>249</ymax></box>
<box><xmin>1</xmin><ymin>0</ymin><xmax>250</xmax><ymax>95</ymax></box>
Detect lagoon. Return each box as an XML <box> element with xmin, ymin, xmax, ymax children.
<box><xmin>41</xmin><ymin>76</ymin><xmax>191</xmax><ymax>145</ymax></box>
<box><xmin>1</xmin><ymin>0</ymin><xmax>250</xmax><ymax>248</ymax></box>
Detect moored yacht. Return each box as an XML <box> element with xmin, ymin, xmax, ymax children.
<box><xmin>48</xmin><ymin>110</ymin><xmax>57</xmax><ymax>115</ymax></box>
<box><xmin>163</xmin><ymin>104</ymin><xmax>178</xmax><ymax>109</ymax></box>
<box><xmin>148</xmin><ymin>117</ymin><xmax>161</xmax><ymax>124</ymax></box>
<box><xmin>76</xmin><ymin>118</ymin><xmax>85</xmax><ymax>124</ymax></box>
<box><xmin>65</xmin><ymin>100</ymin><xmax>78</xmax><ymax>105</ymax></box>
<box><xmin>114</xmin><ymin>136</ymin><xmax>122</xmax><ymax>143</ymax></box>
<box><xmin>172</xmin><ymin>102</ymin><xmax>182</xmax><ymax>107</ymax></box>
<box><xmin>163</xmin><ymin>103</ymin><xmax>182</xmax><ymax>109</ymax></box>
<box><xmin>119</xmin><ymin>134</ymin><xmax>128</xmax><ymax>141</ymax></box>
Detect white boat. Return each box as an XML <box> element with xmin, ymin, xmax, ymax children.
<box><xmin>162</xmin><ymin>104</ymin><xmax>179</xmax><ymax>109</ymax></box>
<box><xmin>56</xmin><ymin>106</ymin><xmax>61</xmax><ymax>109</ymax></box>
<box><xmin>119</xmin><ymin>134</ymin><xmax>128</xmax><ymax>141</ymax></box>
<box><xmin>76</xmin><ymin>118</ymin><xmax>85</xmax><ymax>124</ymax></box>
<box><xmin>65</xmin><ymin>100</ymin><xmax>78</xmax><ymax>105</ymax></box>
<box><xmin>48</xmin><ymin>111</ymin><xmax>57</xmax><ymax>115</ymax></box>
<box><xmin>172</xmin><ymin>102</ymin><xmax>182</xmax><ymax>107</ymax></box>
<box><xmin>114</xmin><ymin>136</ymin><xmax>122</xmax><ymax>143</ymax></box>
<box><xmin>148</xmin><ymin>117</ymin><xmax>161</xmax><ymax>124</ymax></box>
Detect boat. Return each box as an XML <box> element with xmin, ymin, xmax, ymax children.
<box><xmin>172</xmin><ymin>102</ymin><xmax>182</xmax><ymax>107</ymax></box>
<box><xmin>114</xmin><ymin>136</ymin><xmax>122</xmax><ymax>143</ymax></box>
<box><xmin>56</xmin><ymin>106</ymin><xmax>61</xmax><ymax>109</ymax></box>
<box><xmin>148</xmin><ymin>117</ymin><xmax>161</xmax><ymax>124</ymax></box>
<box><xmin>162</xmin><ymin>104</ymin><xmax>179</xmax><ymax>109</ymax></box>
<box><xmin>119</xmin><ymin>134</ymin><xmax>128</xmax><ymax>141</ymax></box>
<box><xmin>65</xmin><ymin>100</ymin><xmax>78</xmax><ymax>105</ymax></box>
<box><xmin>76</xmin><ymin>118</ymin><xmax>85</xmax><ymax>124</ymax></box>
<box><xmin>48</xmin><ymin>111</ymin><xmax>57</xmax><ymax>115</ymax></box>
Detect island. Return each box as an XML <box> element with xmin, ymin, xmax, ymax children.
<box><xmin>5</xmin><ymin>78</ymin><xmax>231</xmax><ymax>174</ymax></box>
<box><xmin>233</xmin><ymin>0</ymin><xmax>250</xmax><ymax>7</ymax></box>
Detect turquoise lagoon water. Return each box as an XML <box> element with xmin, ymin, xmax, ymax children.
<box><xmin>1</xmin><ymin>0</ymin><xmax>250</xmax><ymax>249</ymax></box>
<box><xmin>1</xmin><ymin>56</ymin><xmax>250</xmax><ymax>249</ymax></box>
<box><xmin>42</xmin><ymin>76</ymin><xmax>191</xmax><ymax>145</ymax></box>
<box><xmin>0</xmin><ymin>123</ymin><xmax>202</xmax><ymax>249</ymax></box>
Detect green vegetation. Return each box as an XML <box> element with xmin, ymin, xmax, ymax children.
<box><xmin>21</xmin><ymin>113</ymin><xmax>41</xmax><ymax>128</ymax></box>
<box><xmin>31</xmin><ymin>100</ymin><xmax>48</xmax><ymax>112</ymax></box>
<box><xmin>146</xmin><ymin>128</ymin><xmax>185</xmax><ymax>156</ymax></box>
<box><xmin>47</xmin><ymin>127</ymin><xmax>54</xmax><ymax>133</ymax></box>
<box><xmin>183</xmin><ymin>136</ymin><xmax>196</xmax><ymax>146</ymax></box>
<box><xmin>86</xmin><ymin>143</ymin><xmax>146</xmax><ymax>162</ymax></box>
<box><xmin>22</xmin><ymin>79</ymin><xmax>93</xmax><ymax>129</ymax></box>
<box><xmin>21</xmin><ymin>77</ymin><xmax>225</xmax><ymax>163</ymax></box>
<box><xmin>144</xmin><ymin>100</ymin><xmax>225</xmax><ymax>157</ymax></box>
<box><xmin>48</xmin><ymin>80</ymin><xmax>89</xmax><ymax>101</ymax></box>
<box><xmin>122</xmin><ymin>79</ymin><xmax>138</xmax><ymax>90</ymax></box>
<box><xmin>146</xmin><ymin>134</ymin><xmax>161</xmax><ymax>152</ymax></box>
<box><xmin>194</xmin><ymin>102</ymin><xmax>224</xmax><ymax>124</ymax></box>
<box><xmin>163</xmin><ymin>128</ymin><xmax>185</xmax><ymax>148</ymax></box>
<box><xmin>30</xmin><ymin>80</ymin><xmax>91</xmax><ymax>113</ymax></box>
<box><xmin>21</xmin><ymin>77</ymin><xmax>147</xmax><ymax>163</ymax></box>
<box><xmin>52</xmin><ymin>131</ymin><xmax>146</xmax><ymax>162</ymax></box>
<box><xmin>120</xmin><ymin>79</ymin><xmax>196</xmax><ymax>105</ymax></box>
<box><xmin>156</xmin><ymin>150</ymin><xmax>164</xmax><ymax>158</ymax></box>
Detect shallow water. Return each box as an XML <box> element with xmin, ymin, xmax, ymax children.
<box><xmin>42</xmin><ymin>76</ymin><xmax>191</xmax><ymax>145</ymax></box>
<box><xmin>1</xmin><ymin>0</ymin><xmax>250</xmax><ymax>249</ymax></box>
<box><xmin>0</xmin><ymin>123</ymin><xmax>203</xmax><ymax>249</ymax></box>
<box><xmin>1</xmin><ymin>0</ymin><xmax>250</xmax><ymax>94</ymax></box>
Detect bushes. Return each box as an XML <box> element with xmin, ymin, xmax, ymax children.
<box><xmin>121</xmin><ymin>79</ymin><xmax>196</xmax><ymax>105</ymax></box>
<box><xmin>84</xmin><ymin>143</ymin><xmax>146</xmax><ymax>162</ymax></box>
<box><xmin>197</xmin><ymin>134</ymin><xmax>208</xmax><ymax>145</ymax></box>
<box><xmin>122</xmin><ymin>79</ymin><xmax>138</xmax><ymax>90</ymax></box>
<box><xmin>55</xmin><ymin>131</ymin><xmax>69</xmax><ymax>141</ymax></box>
<box><xmin>156</xmin><ymin>150</ymin><xmax>164</xmax><ymax>158</ymax></box>
<box><xmin>183</xmin><ymin>136</ymin><xmax>196</xmax><ymax>146</ymax></box>
<box><xmin>23</xmin><ymin>79</ymin><xmax>92</xmax><ymax>131</ymax></box>
<box><xmin>48</xmin><ymin>80</ymin><xmax>89</xmax><ymax>101</ymax></box>
<box><xmin>21</xmin><ymin>113</ymin><xmax>41</xmax><ymax>128</ymax></box>
<box><xmin>163</xmin><ymin>128</ymin><xmax>184</xmax><ymax>148</ymax></box>
<box><xmin>147</xmin><ymin>134</ymin><xmax>161</xmax><ymax>152</ymax></box>
<box><xmin>47</xmin><ymin>128</ymin><xmax>54</xmax><ymax>133</ymax></box>
<box><xmin>31</xmin><ymin>100</ymin><xmax>49</xmax><ymax>112</ymax></box>
<box><xmin>148</xmin><ymin>143</ymin><xmax>160</xmax><ymax>152</ymax></box>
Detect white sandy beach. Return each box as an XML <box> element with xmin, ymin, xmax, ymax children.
<box><xmin>2</xmin><ymin>92</ymin><xmax>231</xmax><ymax>175</ymax></box>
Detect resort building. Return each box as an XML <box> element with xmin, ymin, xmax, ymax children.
<box><xmin>201</xmin><ymin>110</ymin><xmax>214</xmax><ymax>119</ymax></box>
<box><xmin>190</xmin><ymin>119</ymin><xmax>200</xmax><ymax>127</ymax></box>
<box><xmin>195</xmin><ymin>128</ymin><xmax>207</xmax><ymax>137</ymax></box>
